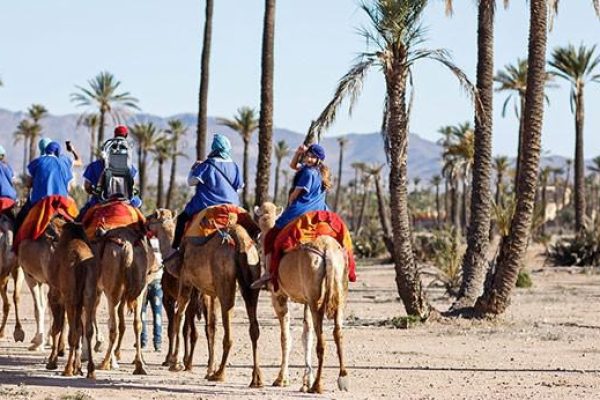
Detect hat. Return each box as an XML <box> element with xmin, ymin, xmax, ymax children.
<box><xmin>45</xmin><ymin>141</ymin><xmax>61</xmax><ymax>156</ymax></box>
<box><xmin>0</xmin><ymin>145</ymin><xmax>5</xmax><ymax>157</ymax></box>
<box><xmin>210</xmin><ymin>133</ymin><xmax>232</xmax><ymax>160</ymax></box>
<box><xmin>114</xmin><ymin>125</ymin><xmax>128</xmax><ymax>138</ymax></box>
<box><xmin>307</xmin><ymin>144</ymin><xmax>326</xmax><ymax>161</ymax></box>
<box><xmin>38</xmin><ymin>137</ymin><xmax>52</xmax><ymax>154</ymax></box>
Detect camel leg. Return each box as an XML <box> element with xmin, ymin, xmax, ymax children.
<box><xmin>208</xmin><ymin>296</ymin><xmax>234</xmax><ymax>383</ymax></box>
<box><xmin>99</xmin><ymin>299</ymin><xmax>119</xmax><ymax>371</ymax></box>
<box><xmin>63</xmin><ymin>305</ymin><xmax>82</xmax><ymax>377</ymax></box>
<box><xmin>162</xmin><ymin>292</ymin><xmax>175</xmax><ymax>367</ymax></box>
<box><xmin>26</xmin><ymin>277</ymin><xmax>45</xmax><ymax>351</ymax></box>
<box><xmin>114</xmin><ymin>302</ymin><xmax>126</xmax><ymax>361</ymax></box>
<box><xmin>12</xmin><ymin>266</ymin><xmax>25</xmax><ymax>342</ymax></box>
<box><xmin>309</xmin><ymin>305</ymin><xmax>325</xmax><ymax>394</ymax></box>
<box><xmin>204</xmin><ymin>295</ymin><xmax>216</xmax><ymax>378</ymax></box>
<box><xmin>301</xmin><ymin>304</ymin><xmax>315</xmax><ymax>392</ymax></box>
<box><xmin>84</xmin><ymin>289</ymin><xmax>99</xmax><ymax>379</ymax></box>
<box><xmin>334</xmin><ymin>308</ymin><xmax>349</xmax><ymax>391</ymax></box>
<box><xmin>241</xmin><ymin>286</ymin><xmax>263</xmax><ymax>388</ymax></box>
<box><xmin>0</xmin><ymin>276</ymin><xmax>9</xmax><ymax>338</ymax></box>
<box><xmin>46</xmin><ymin>288</ymin><xmax>64</xmax><ymax>370</ymax></box>
<box><xmin>170</xmin><ymin>285</ymin><xmax>191</xmax><ymax>372</ymax></box>
<box><xmin>183</xmin><ymin>304</ymin><xmax>197</xmax><ymax>371</ymax></box>
<box><xmin>132</xmin><ymin>296</ymin><xmax>148</xmax><ymax>375</ymax></box>
<box><xmin>272</xmin><ymin>294</ymin><xmax>291</xmax><ymax>387</ymax></box>
<box><xmin>57</xmin><ymin>314</ymin><xmax>67</xmax><ymax>357</ymax></box>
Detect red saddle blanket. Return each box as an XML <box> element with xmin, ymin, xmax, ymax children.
<box><xmin>0</xmin><ymin>197</ymin><xmax>16</xmax><ymax>214</ymax></box>
<box><xmin>14</xmin><ymin>195</ymin><xmax>78</xmax><ymax>253</ymax></box>
<box><xmin>265</xmin><ymin>211</ymin><xmax>356</xmax><ymax>289</ymax></box>
<box><xmin>82</xmin><ymin>200</ymin><xmax>146</xmax><ymax>239</ymax></box>
<box><xmin>184</xmin><ymin>204</ymin><xmax>260</xmax><ymax>240</ymax></box>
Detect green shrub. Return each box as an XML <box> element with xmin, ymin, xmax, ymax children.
<box><xmin>516</xmin><ymin>270</ymin><xmax>533</xmax><ymax>288</ymax></box>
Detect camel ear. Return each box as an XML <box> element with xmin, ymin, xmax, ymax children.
<box><xmin>254</xmin><ymin>205</ymin><xmax>262</xmax><ymax>217</ymax></box>
<box><xmin>276</xmin><ymin>206</ymin><xmax>284</xmax><ymax>217</ymax></box>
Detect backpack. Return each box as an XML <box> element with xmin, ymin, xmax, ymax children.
<box><xmin>99</xmin><ymin>137</ymin><xmax>134</xmax><ymax>201</ymax></box>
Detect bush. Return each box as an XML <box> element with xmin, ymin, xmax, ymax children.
<box><xmin>547</xmin><ymin>224</ymin><xmax>600</xmax><ymax>266</ymax></box>
<box><xmin>427</xmin><ymin>228</ymin><xmax>464</xmax><ymax>296</ymax></box>
<box><xmin>352</xmin><ymin>219</ymin><xmax>388</xmax><ymax>259</ymax></box>
<box><xmin>516</xmin><ymin>270</ymin><xmax>533</xmax><ymax>288</ymax></box>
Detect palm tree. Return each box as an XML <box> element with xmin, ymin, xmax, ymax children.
<box><xmin>129</xmin><ymin>122</ymin><xmax>161</xmax><ymax>198</ymax></box>
<box><xmin>71</xmin><ymin>71</ymin><xmax>140</xmax><ymax>148</ymax></box>
<box><xmin>255</xmin><ymin>0</ymin><xmax>276</xmax><ymax>207</ymax></box>
<box><xmin>334</xmin><ymin>137</ymin><xmax>349</xmax><ymax>212</ymax></box>
<box><xmin>475</xmin><ymin>0</ymin><xmax>548</xmax><ymax>316</ymax></box>
<box><xmin>350</xmin><ymin>161</ymin><xmax>366</xmax><ymax>231</ymax></box>
<box><xmin>430</xmin><ymin>175</ymin><xmax>442</xmax><ymax>228</ymax></box>
<box><xmin>13</xmin><ymin>119</ymin><xmax>35</xmax><ymax>173</ymax></box>
<box><xmin>310</xmin><ymin>0</ymin><xmax>476</xmax><ymax>319</ymax></box>
<box><xmin>562</xmin><ymin>158</ymin><xmax>572</xmax><ymax>209</ymax></box>
<box><xmin>273</xmin><ymin>140</ymin><xmax>290</xmax><ymax>204</ymax></box>
<box><xmin>27</xmin><ymin>104</ymin><xmax>47</xmax><ymax>163</ymax></box>
<box><xmin>196</xmin><ymin>0</ymin><xmax>214</xmax><ymax>160</ymax></box>
<box><xmin>493</xmin><ymin>156</ymin><xmax>510</xmax><ymax>209</ymax></box>
<box><xmin>539</xmin><ymin>166</ymin><xmax>552</xmax><ymax>235</ymax></box>
<box><xmin>551</xmin><ymin>166</ymin><xmax>563</xmax><ymax>206</ymax></box>
<box><xmin>151</xmin><ymin>136</ymin><xmax>172</xmax><ymax>208</ymax></box>
<box><xmin>549</xmin><ymin>44</ymin><xmax>600</xmax><ymax>233</ymax></box>
<box><xmin>217</xmin><ymin>107</ymin><xmax>258</xmax><ymax>208</ymax></box>
<box><xmin>368</xmin><ymin>163</ymin><xmax>393</xmax><ymax>254</ymax></box>
<box><xmin>80</xmin><ymin>114</ymin><xmax>100</xmax><ymax>163</ymax></box>
<box><xmin>165</xmin><ymin>119</ymin><xmax>188</xmax><ymax>209</ymax></box>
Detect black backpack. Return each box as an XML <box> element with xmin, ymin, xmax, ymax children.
<box><xmin>99</xmin><ymin>137</ymin><xmax>134</xmax><ymax>201</ymax></box>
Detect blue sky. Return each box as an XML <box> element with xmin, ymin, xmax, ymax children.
<box><xmin>1</xmin><ymin>1</ymin><xmax>599</xmax><ymax>158</ymax></box>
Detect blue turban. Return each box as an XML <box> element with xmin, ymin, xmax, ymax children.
<box><xmin>308</xmin><ymin>144</ymin><xmax>326</xmax><ymax>161</ymax></box>
<box><xmin>45</xmin><ymin>141</ymin><xmax>61</xmax><ymax>156</ymax></box>
<box><xmin>210</xmin><ymin>134</ymin><xmax>232</xmax><ymax>160</ymax></box>
<box><xmin>38</xmin><ymin>137</ymin><xmax>52</xmax><ymax>154</ymax></box>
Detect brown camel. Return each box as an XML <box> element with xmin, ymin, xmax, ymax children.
<box><xmin>146</xmin><ymin>209</ymin><xmax>212</xmax><ymax>373</ymax></box>
<box><xmin>0</xmin><ymin>213</ymin><xmax>24</xmax><ymax>342</ymax></box>
<box><xmin>91</xmin><ymin>225</ymin><xmax>156</xmax><ymax>376</ymax></box>
<box><xmin>170</xmin><ymin>218</ymin><xmax>263</xmax><ymax>387</ymax></box>
<box><xmin>256</xmin><ymin>203</ymin><xmax>350</xmax><ymax>394</ymax></box>
<box><xmin>45</xmin><ymin>223</ymin><xmax>98</xmax><ymax>377</ymax></box>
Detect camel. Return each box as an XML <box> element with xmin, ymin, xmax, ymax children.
<box><xmin>91</xmin><ymin>222</ymin><xmax>156</xmax><ymax>376</ymax></box>
<box><xmin>255</xmin><ymin>202</ymin><xmax>350</xmax><ymax>394</ymax></box>
<box><xmin>146</xmin><ymin>209</ymin><xmax>211</xmax><ymax>372</ymax></box>
<box><xmin>45</xmin><ymin>222</ymin><xmax>98</xmax><ymax>377</ymax></box>
<box><xmin>0</xmin><ymin>213</ymin><xmax>24</xmax><ymax>342</ymax></box>
<box><xmin>169</xmin><ymin>212</ymin><xmax>263</xmax><ymax>387</ymax></box>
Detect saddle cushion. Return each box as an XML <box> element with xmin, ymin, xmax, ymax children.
<box><xmin>14</xmin><ymin>195</ymin><xmax>78</xmax><ymax>252</ymax></box>
<box><xmin>82</xmin><ymin>199</ymin><xmax>146</xmax><ymax>239</ymax></box>
<box><xmin>0</xmin><ymin>197</ymin><xmax>16</xmax><ymax>214</ymax></box>
<box><xmin>184</xmin><ymin>204</ymin><xmax>259</xmax><ymax>240</ymax></box>
<box><xmin>266</xmin><ymin>211</ymin><xmax>356</xmax><ymax>289</ymax></box>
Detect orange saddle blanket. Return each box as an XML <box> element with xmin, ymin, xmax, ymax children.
<box><xmin>266</xmin><ymin>211</ymin><xmax>357</xmax><ymax>289</ymax></box>
<box><xmin>0</xmin><ymin>197</ymin><xmax>16</xmax><ymax>215</ymax></box>
<box><xmin>14</xmin><ymin>195</ymin><xmax>78</xmax><ymax>252</ymax></box>
<box><xmin>82</xmin><ymin>200</ymin><xmax>146</xmax><ymax>239</ymax></box>
<box><xmin>184</xmin><ymin>204</ymin><xmax>260</xmax><ymax>240</ymax></box>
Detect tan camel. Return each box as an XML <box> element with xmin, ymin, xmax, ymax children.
<box><xmin>91</xmin><ymin>224</ymin><xmax>155</xmax><ymax>376</ymax></box>
<box><xmin>255</xmin><ymin>203</ymin><xmax>350</xmax><ymax>394</ymax></box>
<box><xmin>45</xmin><ymin>222</ymin><xmax>97</xmax><ymax>377</ymax></box>
<box><xmin>0</xmin><ymin>213</ymin><xmax>25</xmax><ymax>342</ymax></box>
<box><xmin>170</xmin><ymin>218</ymin><xmax>263</xmax><ymax>387</ymax></box>
<box><xmin>146</xmin><ymin>209</ymin><xmax>211</xmax><ymax>373</ymax></box>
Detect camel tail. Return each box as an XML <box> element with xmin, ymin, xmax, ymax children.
<box><xmin>324</xmin><ymin>245</ymin><xmax>340</xmax><ymax>320</ymax></box>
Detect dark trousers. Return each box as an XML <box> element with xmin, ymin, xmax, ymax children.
<box><xmin>172</xmin><ymin>212</ymin><xmax>192</xmax><ymax>249</ymax></box>
<box><xmin>141</xmin><ymin>280</ymin><xmax>163</xmax><ymax>349</ymax></box>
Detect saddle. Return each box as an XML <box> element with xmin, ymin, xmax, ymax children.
<box><xmin>184</xmin><ymin>204</ymin><xmax>260</xmax><ymax>241</ymax></box>
<box><xmin>81</xmin><ymin>199</ymin><xmax>146</xmax><ymax>240</ymax></box>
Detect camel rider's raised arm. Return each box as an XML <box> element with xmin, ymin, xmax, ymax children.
<box><xmin>187</xmin><ymin>160</ymin><xmax>204</xmax><ymax>186</ymax></box>
<box><xmin>65</xmin><ymin>141</ymin><xmax>83</xmax><ymax>168</ymax></box>
<box><xmin>289</xmin><ymin>144</ymin><xmax>308</xmax><ymax>171</ymax></box>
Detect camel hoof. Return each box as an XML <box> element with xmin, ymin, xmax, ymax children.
<box><xmin>94</xmin><ymin>341</ymin><xmax>104</xmax><ymax>353</ymax></box>
<box><xmin>99</xmin><ymin>361</ymin><xmax>111</xmax><ymax>371</ymax></box>
<box><xmin>273</xmin><ymin>376</ymin><xmax>289</xmax><ymax>387</ymax></box>
<box><xmin>114</xmin><ymin>350</ymin><xmax>121</xmax><ymax>361</ymax></box>
<box><xmin>169</xmin><ymin>363</ymin><xmax>184</xmax><ymax>372</ymax></box>
<box><xmin>338</xmin><ymin>375</ymin><xmax>350</xmax><ymax>391</ymax></box>
<box><xmin>62</xmin><ymin>368</ymin><xmax>74</xmax><ymax>377</ymax></box>
<box><xmin>28</xmin><ymin>343</ymin><xmax>43</xmax><ymax>351</ymax></box>
<box><xmin>13</xmin><ymin>327</ymin><xmax>25</xmax><ymax>342</ymax></box>
<box><xmin>87</xmin><ymin>370</ymin><xmax>96</xmax><ymax>380</ymax></box>
<box><xmin>133</xmin><ymin>363</ymin><xmax>148</xmax><ymax>375</ymax></box>
<box><xmin>57</xmin><ymin>349</ymin><xmax>65</xmax><ymax>357</ymax></box>
<box><xmin>46</xmin><ymin>360</ymin><xmax>58</xmax><ymax>370</ymax></box>
<box><xmin>184</xmin><ymin>364</ymin><xmax>193</xmax><ymax>372</ymax></box>
<box><xmin>208</xmin><ymin>372</ymin><xmax>225</xmax><ymax>382</ymax></box>
<box><xmin>309</xmin><ymin>383</ymin><xmax>323</xmax><ymax>394</ymax></box>
<box><xmin>162</xmin><ymin>360</ymin><xmax>169</xmax><ymax>367</ymax></box>
<box><xmin>0</xmin><ymin>329</ymin><xmax>5</xmax><ymax>339</ymax></box>
<box><xmin>300</xmin><ymin>385</ymin><xmax>309</xmax><ymax>393</ymax></box>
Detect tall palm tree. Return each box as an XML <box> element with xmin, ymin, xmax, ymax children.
<box><xmin>273</xmin><ymin>140</ymin><xmax>290</xmax><ymax>204</ymax></box>
<box><xmin>27</xmin><ymin>104</ymin><xmax>47</xmax><ymax>163</ymax></box>
<box><xmin>151</xmin><ymin>135</ymin><xmax>172</xmax><ymax>208</ymax></box>
<box><xmin>217</xmin><ymin>107</ymin><xmax>258</xmax><ymax>208</ymax></box>
<box><xmin>13</xmin><ymin>119</ymin><xmax>35</xmax><ymax>173</ymax></box>
<box><xmin>196</xmin><ymin>0</ymin><xmax>214</xmax><ymax>160</ymax></box>
<box><xmin>475</xmin><ymin>0</ymin><xmax>548</xmax><ymax>316</ymax></box>
<box><xmin>493</xmin><ymin>156</ymin><xmax>510</xmax><ymax>209</ymax></box>
<box><xmin>368</xmin><ymin>163</ymin><xmax>393</xmax><ymax>253</ymax></box>
<box><xmin>350</xmin><ymin>161</ymin><xmax>366</xmax><ymax>231</ymax></box>
<box><xmin>334</xmin><ymin>137</ymin><xmax>349</xmax><ymax>212</ymax></box>
<box><xmin>310</xmin><ymin>0</ymin><xmax>475</xmax><ymax>319</ymax></box>
<box><xmin>80</xmin><ymin>114</ymin><xmax>100</xmax><ymax>163</ymax></box>
<box><xmin>129</xmin><ymin>122</ymin><xmax>161</xmax><ymax>198</ymax></box>
<box><xmin>165</xmin><ymin>119</ymin><xmax>188</xmax><ymax>209</ymax></box>
<box><xmin>255</xmin><ymin>0</ymin><xmax>276</xmax><ymax>207</ymax></box>
<box><xmin>430</xmin><ymin>175</ymin><xmax>442</xmax><ymax>228</ymax></box>
<box><xmin>539</xmin><ymin>166</ymin><xmax>552</xmax><ymax>235</ymax></box>
<box><xmin>549</xmin><ymin>44</ymin><xmax>600</xmax><ymax>233</ymax></box>
<box><xmin>71</xmin><ymin>71</ymin><xmax>140</xmax><ymax>148</ymax></box>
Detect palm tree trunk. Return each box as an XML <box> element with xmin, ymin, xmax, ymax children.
<box><xmin>444</xmin><ymin>178</ymin><xmax>450</xmax><ymax>225</ymax></box>
<box><xmin>514</xmin><ymin>95</ymin><xmax>526</xmax><ymax>188</ymax></box>
<box><xmin>356</xmin><ymin>182</ymin><xmax>368</xmax><ymax>233</ymax></box>
<box><xmin>28</xmin><ymin>135</ymin><xmax>36</xmax><ymax>164</ymax></box>
<box><xmin>386</xmin><ymin>64</ymin><xmax>431</xmax><ymax>319</ymax></box>
<box><xmin>574</xmin><ymin>86</ymin><xmax>586</xmax><ymax>233</ymax></box>
<box><xmin>166</xmin><ymin>140</ymin><xmax>178</xmax><ymax>209</ymax></box>
<box><xmin>242</xmin><ymin>138</ymin><xmax>250</xmax><ymax>209</ymax></box>
<box><xmin>274</xmin><ymin>158</ymin><xmax>281</xmax><ymax>205</ymax></box>
<box><xmin>139</xmin><ymin>149</ymin><xmax>147</xmax><ymax>199</ymax></box>
<box><xmin>98</xmin><ymin>110</ymin><xmax>106</xmax><ymax>149</ymax></box>
<box><xmin>157</xmin><ymin>160</ymin><xmax>164</xmax><ymax>208</ymax></box>
<box><xmin>562</xmin><ymin>162</ymin><xmax>571</xmax><ymax>209</ymax></box>
<box><xmin>541</xmin><ymin>178</ymin><xmax>547</xmax><ymax>236</ymax></box>
<box><xmin>196</xmin><ymin>0</ymin><xmax>213</xmax><ymax>160</ymax></box>
<box><xmin>89</xmin><ymin>126</ymin><xmax>96</xmax><ymax>163</ymax></box>
<box><xmin>454</xmin><ymin>0</ymin><xmax>494</xmax><ymax>309</ymax></box>
<box><xmin>22</xmin><ymin>141</ymin><xmax>28</xmax><ymax>175</ymax></box>
<box><xmin>334</xmin><ymin>145</ymin><xmax>345</xmax><ymax>212</ymax></box>
<box><xmin>475</xmin><ymin>0</ymin><xmax>547</xmax><ymax>316</ymax></box>
<box><xmin>374</xmin><ymin>172</ymin><xmax>392</xmax><ymax>244</ymax></box>
<box><xmin>461</xmin><ymin>174</ymin><xmax>468</xmax><ymax>232</ymax></box>
<box><xmin>254</xmin><ymin>0</ymin><xmax>276</xmax><ymax>206</ymax></box>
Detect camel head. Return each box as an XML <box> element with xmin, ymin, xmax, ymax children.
<box><xmin>146</xmin><ymin>208</ymin><xmax>177</xmax><ymax>256</ymax></box>
<box><xmin>254</xmin><ymin>202</ymin><xmax>282</xmax><ymax>234</ymax></box>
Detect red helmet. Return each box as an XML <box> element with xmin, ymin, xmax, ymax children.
<box><xmin>114</xmin><ymin>125</ymin><xmax>128</xmax><ymax>138</ymax></box>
